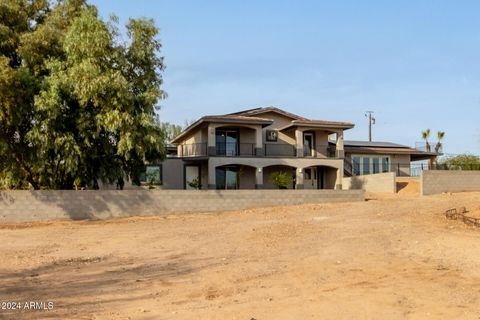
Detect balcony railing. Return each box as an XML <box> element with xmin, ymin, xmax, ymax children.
<box><xmin>265</xmin><ymin>143</ymin><xmax>296</xmax><ymax>157</ymax></box>
<box><xmin>177</xmin><ymin>142</ymin><xmax>340</xmax><ymax>158</ymax></box>
<box><xmin>216</xmin><ymin>143</ymin><xmax>255</xmax><ymax>156</ymax></box>
<box><xmin>180</xmin><ymin>143</ymin><xmax>207</xmax><ymax>157</ymax></box>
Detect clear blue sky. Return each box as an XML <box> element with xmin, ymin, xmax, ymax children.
<box><xmin>91</xmin><ymin>0</ymin><xmax>480</xmax><ymax>154</ymax></box>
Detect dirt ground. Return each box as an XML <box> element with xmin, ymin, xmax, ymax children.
<box><xmin>2</xmin><ymin>192</ymin><xmax>480</xmax><ymax>320</ymax></box>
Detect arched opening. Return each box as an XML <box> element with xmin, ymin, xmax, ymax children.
<box><xmin>303</xmin><ymin>165</ymin><xmax>338</xmax><ymax>190</ymax></box>
<box><xmin>262</xmin><ymin>165</ymin><xmax>297</xmax><ymax>189</ymax></box>
<box><xmin>215</xmin><ymin>164</ymin><xmax>257</xmax><ymax>189</ymax></box>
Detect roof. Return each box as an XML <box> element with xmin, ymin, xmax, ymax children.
<box><xmin>172</xmin><ymin>106</ymin><xmax>354</xmax><ymax>144</ymax></box>
<box><xmin>279</xmin><ymin>119</ymin><xmax>355</xmax><ymax>131</ymax></box>
<box><xmin>171</xmin><ymin>114</ymin><xmax>273</xmax><ymax>144</ymax></box>
<box><xmin>229</xmin><ymin>106</ymin><xmax>307</xmax><ymax>120</ymax></box>
<box><xmin>343</xmin><ymin>140</ymin><xmax>411</xmax><ymax>148</ymax></box>
<box><xmin>340</xmin><ymin>140</ymin><xmax>439</xmax><ymax>159</ymax></box>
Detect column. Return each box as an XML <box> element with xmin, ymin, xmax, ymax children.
<box><xmin>295</xmin><ymin>129</ymin><xmax>304</xmax><ymax>157</ymax></box>
<box><xmin>208</xmin><ymin>160</ymin><xmax>216</xmax><ymax>189</ymax></box>
<box><xmin>207</xmin><ymin>124</ymin><xmax>216</xmax><ymax>156</ymax></box>
<box><xmin>255</xmin><ymin>127</ymin><xmax>264</xmax><ymax>156</ymax></box>
<box><xmin>335</xmin><ymin>167</ymin><xmax>343</xmax><ymax>190</ymax></box>
<box><xmin>295</xmin><ymin>167</ymin><xmax>304</xmax><ymax>189</ymax></box>
<box><xmin>255</xmin><ymin>167</ymin><xmax>263</xmax><ymax>189</ymax></box>
<box><xmin>336</xmin><ymin>131</ymin><xmax>344</xmax><ymax>158</ymax></box>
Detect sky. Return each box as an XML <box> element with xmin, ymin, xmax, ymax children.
<box><xmin>90</xmin><ymin>0</ymin><xmax>480</xmax><ymax>155</ymax></box>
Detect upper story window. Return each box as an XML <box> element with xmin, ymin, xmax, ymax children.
<box><xmin>216</xmin><ymin>129</ymin><xmax>239</xmax><ymax>156</ymax></box>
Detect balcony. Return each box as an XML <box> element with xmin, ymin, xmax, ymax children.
<box><xmin>177</xmin><ymin>142</ymin><xmax>341</xmax><ymax>158</ymax></box>
<box><xmin>179</xmin><ymin>143</ymin><xmax>207</xmax><ymax>157</ymax></box>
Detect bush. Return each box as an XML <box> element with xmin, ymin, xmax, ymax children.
<box><xmin>270</xmin><ymin>171</ymin><xmax>293</xmax><ymax>189</ymax></box>
<box><xmin>439</xmin><ymin>154</ymin><xmax>480</xmax><ymax>170</ymax></box>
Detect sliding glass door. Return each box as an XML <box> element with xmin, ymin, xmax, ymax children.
<box><xmin>216</xmin><ymin>129</ymin><xmax>239</xmax><ymax>156</ymax></box>
<box><xmin>215</xmin><ymin>166</ymin><xmax>239</xmax><ymax>189</ymax></box>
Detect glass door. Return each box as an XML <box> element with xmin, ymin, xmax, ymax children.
<box><xmin>216</xmin><ymin>129</ymin><xmax>238</xmax><ymax>156</ymax></box>
<box><xmin>304</xmin><ymin>133</ymin><xmax>314</xmax><ymax>157</ymax></box>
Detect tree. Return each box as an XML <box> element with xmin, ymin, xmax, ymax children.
<box><xmin>421</xmin><ymin>129</ymin><xmax>431</xmax><ymax>152</ymax></box>
<box><xmin>161</xmin><ymin>122</ymin><xmax>183</xmax><ymax>142</ymax></box>
<box><xmin>440</xmin><ymin>154</ymin><xmax>480</xmax><ymax>171</ymax></box>
<box><xmin>435</xmin><ymin>131</ymin><xmax>445</xmax><ymax>153</ymax></box>
<box><xmin>0</xmin><ymin>0</ymin><xmax>166</xmax><ymax>189</ymax></box>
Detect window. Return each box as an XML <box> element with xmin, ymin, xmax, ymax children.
<box><xmin>140</xmin><ymin>165</ymin><xmax>162</xmax><ymax>185</ymax></box>
<box><xmin>352</xmin><ymin>156</ymin><xmax>391</xmax><ymax>176</ymax></box>
<box><xmin>216</xmin><ymin>129</ymin><xmax>239</xmax><ymax>156</ymax></box>
<box><xmin>382</xmin><ymin>157</ymin><xmax>389</xmax><ymax>173</ymax></box>
<box><xmin>216</xmin><ymin>166</ymin><xmax>239</xmax><ymax>189</ymax></box>
<box><xmin>373</xmin><ymin>158</ymin><xmax>380</xmax><ymax>174</ymax></box>
<box><xmin>352</xmin><ymin>157</ymin><xmax>361</xmax><ymax>175</ymax></box>
<box><xmin>363</xmin><ymin>157</ymin><xmax>371</xmax><ymax>175</ymax></box>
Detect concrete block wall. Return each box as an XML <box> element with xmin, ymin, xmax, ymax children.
<box><xmin>0</xmin><ymin>189</ymin><xmax>364</xmax><ymax>223</ymax></box>
<box><xmin>342</xmin><ymin>172</ymin><xmax>397</xmax><ymax>193</ymax></box>
<box><xmin>421</xmin><ymin>171</ymin><xmax>480</xmax><ymax>195</ymax></box>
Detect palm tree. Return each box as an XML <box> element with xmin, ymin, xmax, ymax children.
<box><xmin>435</xmin><ymin>131</ymin><xmax>445</xmax><ymax>153</ymax></box>
<box><xmin>421</xmin><ymin>129</ymin><xmax>431</xmax><ymax>152</ymax></box>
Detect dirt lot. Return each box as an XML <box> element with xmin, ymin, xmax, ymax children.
<box><xmin>2</xmin><ymin>192</ymin><xmax>480</xmax><ymax>320</ymax></box>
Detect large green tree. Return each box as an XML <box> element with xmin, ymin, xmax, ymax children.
<box><xmin>0</xmin><ymin>0</ymin><xmax>166</xmax><ymax>189</ymax></box>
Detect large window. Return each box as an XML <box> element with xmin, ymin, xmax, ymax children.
<box><xmin>352</xmin><ymin>157</ymin><xmax>361</xmax><ymax>175</ymax></box>
<box><xmin>216</xmin><ymin>166</ymin><xmax>239</xmax><ymax>189</ymax></box>
<box><xmin>352</xmin><ymin>156</ymin><xmax>390</xmax><ymax>176</ymax></box>
<box><xmin>216</xmin><ymin>129</ymin><xmax>239</xmax><ymax>156</ymax></box>
<box><xmin>139</xmin><ymin>165</ymin><xmax>162</xmax><ymax>185</ymax></box>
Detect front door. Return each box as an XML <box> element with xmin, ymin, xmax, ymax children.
<box><xmin>185</xmin><ymin>165</ymin><xmax>200</xmax><ymax>189</ymax></box>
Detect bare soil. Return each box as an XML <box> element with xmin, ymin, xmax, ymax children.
<box><xmin>2</xmin><ymin>192</ymin><xmax>480</xmax><ymax>319</ymax></box>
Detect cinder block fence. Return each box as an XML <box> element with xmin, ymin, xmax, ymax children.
<box><xmin>0</xmin><ymin>189</ymin><xmax>364</xmax><ymax>223</ymax></box>
<box><xmin>421</xmin><ymin>171</ymin><xmax>480</xmax><ymax>195</ymax></box>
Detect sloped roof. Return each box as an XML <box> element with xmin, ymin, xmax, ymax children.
<box><xmin>229</xmin><ymin>106</ymin><xmax>307</xmax><ymax>120</ymax></box>
<box><xmin>343</xmin><ymin>140</ymin><xmax>410</xmax><ymax>148</ymax></box>
<box><xmin>170</xmin><ymin>114</ymin><xmax>273</xmax><ymax>144</ymax></box>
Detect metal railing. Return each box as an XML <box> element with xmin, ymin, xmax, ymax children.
<box><xmin>180</xmin><ymin>143</ymin><xmax>207</xmax><ymax>157</ymax></box>
<box><xmin>216</xmin><ymin>143</ymin><xmax>255</xmax><ymax>156</ymax></box>
<box><xmin>177</xmin><ymin>142</ymin><xmax>341</xmax><ymax>158</ymax></box>
<box><xmin>346</xmin><ymin>161</ymin><xmax>480</xmax><ymax>178</ymax></box>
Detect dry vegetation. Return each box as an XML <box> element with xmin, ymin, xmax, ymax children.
<box><xmin>1</xmin><ymin>191</ymin><xmax>480</xmax><ymax>319</ymax></box>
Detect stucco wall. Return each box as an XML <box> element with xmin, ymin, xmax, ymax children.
<box><xmin>0</xmin><ymin>189</ymin><xmax>364</xmax><ymax>223</ymax></box>
<box><xmin>343</xmin><ymin>172</ymin><xmax>397</xmax><ymax>193</ymax></box>
<box><xmin>421</xmin><ymin>171</ymin><xmax>480</xmax><ymax>195</ymax></box>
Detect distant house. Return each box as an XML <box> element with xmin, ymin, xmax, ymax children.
<box><xmin>138</xmin><ymin>107</ymin><xmax>438</xmax><ymax>190</ymax></box>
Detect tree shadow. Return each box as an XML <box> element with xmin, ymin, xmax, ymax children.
<box><xmin>348</xmin><ymin>176</ymin><xmax>365</xmax><ymax>190</ymax></box>
<box><xmin>24</xmin><ymin>190</ymin><xmax>161</xmax><ymax>221</ymax></box>
<box><xmin>0</xmin><ymin>253</ymin><xmax>219</xmax><ymax>319</ymax></box>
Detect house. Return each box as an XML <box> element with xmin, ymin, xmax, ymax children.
<box><xmin>138</xmin><ymin>107</ymin><xmax>438</xmax><ymax>190</ymax></box>
<box><xmin>342</xmin><ymin>140</ymin><xmax>438</xmax><ymax>177</ymax></box>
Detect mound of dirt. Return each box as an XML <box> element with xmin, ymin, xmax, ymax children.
<box><xmin>396</xmin><ymin>177</ymin><xmax>420</xmax><ymax>195</ymax></box>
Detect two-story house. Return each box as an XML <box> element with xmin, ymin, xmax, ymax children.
<box><xmin>169</xmin><ymin>107</ymin><xmax>354</xmax><ymax>190</ymax></box>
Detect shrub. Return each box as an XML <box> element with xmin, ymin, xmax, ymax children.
<box><xmin>270</xmin><ymin>171</ymin><xmax>293</xmax><ymax>189</ymax></box>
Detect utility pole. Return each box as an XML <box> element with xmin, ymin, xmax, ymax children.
<box><xmin>365</xmin><ymin>111</ymin><xmax>375</xmax><ymax>142</ymax></box>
